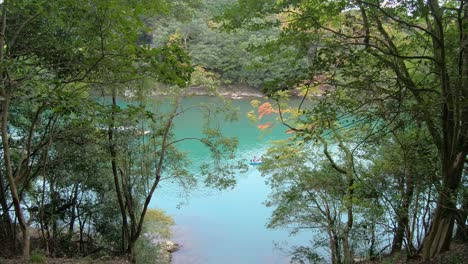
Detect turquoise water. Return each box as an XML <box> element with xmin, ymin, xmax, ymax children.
<box><xmin>150</xmin><ymin>97</ymin><xmax>313</xmax><ymax>264</ymax></box>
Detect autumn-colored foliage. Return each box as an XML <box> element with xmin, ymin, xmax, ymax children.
<box><xmin>258</xmin><ymin>102</ymin><xmax>277</xmax><ymax>119</ymax></box>
<box><xmin>258</xmin><ymin>122</ymin><xmax>273</xmax><ymax>130</ymax></box>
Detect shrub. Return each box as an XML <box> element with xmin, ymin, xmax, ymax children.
<box><xmin>30</xmin><ymin>250</ymin><xmax>46</xmax><ymax>264</ymax></box>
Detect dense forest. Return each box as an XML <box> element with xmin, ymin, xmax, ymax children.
<box><xmin>0</xmin><ymin>0</ymin><xmax>467</xmax><ymax>264</ymax></box>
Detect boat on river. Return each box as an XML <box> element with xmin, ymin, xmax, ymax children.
<box><xmin>250</xmin><ymin>156</ymin><xmax>263</xmax><ymax>165</ymax></box>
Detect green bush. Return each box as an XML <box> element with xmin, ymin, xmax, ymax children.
<box><xmin>30</xmin><ymin>250</ymin><xmax>46</xmax><ymax>264</ymax></box>
<box><xmin>135</xmin><ymin>238</ymin><xmax>165</xmax><ymax>264</ymax></box>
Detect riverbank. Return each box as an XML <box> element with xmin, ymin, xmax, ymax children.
<box><xmin>181</xmin><ymin>84</ymin><xmax>310</xmax><ymax>99</ymax></box>
<box><xmin>356</xmin><ymin>242</ymin><xmax>468</xmax><ymax>264</ymax></box>
<box><xmin>122</xmin><ymin>84</ymin><xmax>266</xmax><ymax>99</ymax></box>
<box><xmin>117</xmin><ymin>82</ymin><xmax>314</xmax><ymax>100</ymax></box>
<box><xmin>1</xmin><ymin>240</ymin><xmax>179</xmax><ymax>264</ymax></box>
<box><xmin>1</xmin><ymin>256</ymin><xmax>130</xmax><ymax>264</ymax></box>
<box><xmin>187</xmin><ymin>84</ymin><xmax>264</xmax><ymax>99</ymax></box>
<box><xmin>2</xmin><ymin>242</ymin><xmax>465</xmax><ymax>264</ymax></box>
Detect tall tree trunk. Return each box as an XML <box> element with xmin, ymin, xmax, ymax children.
<box><xmin>421</xmin><ymin>0</ymin><xmax>468</xmax><ymax>259</ymax></box>
<box><xmin>122</xmin><ymin>97</ymin><xmax>180</xmax><ymax>263</ymax></box>
<box><xmin>0</xmin><ymin>0</ymin><xmax>29</xmax><ymax>257</ymax></box>
<box><xmin>340</xmin><ymin>137</ymin><xmax>354</xmax><ymax>264</ymax></box>
<box><xmin>50</xmin><ymin>176</ymin><xmax>58</xmax><ymax>255</ymax></box>
<box><xmin>319</xmin><ymin>133</ymin><xmax>355</xmax><ymax>263</ymax></box>
<box><xmin>108</xmin><ymin>89</ymin><xmax>129</xmax><ymax>253</ymax></box>
<box><xmin>78</xmin><ymin>212</ymin><xmax>86</xmax><ymax>255</ymax></box>
<box><xmin>39</xmin><ymin>140</ymin><xmax>51</xmax><ymax>255</ymax></box>
<box><xmin>342</xmin><ymin>178</ymin><xmax>354</xmax><ymax>264</ymax></box>
<box><xmin>454</xmin><ymin>187</ymin><xmax>467</xmax><ymax>242</ymax></box>
<box><xmin>391</xmin><ymin>218</ymin><xmax>406</xmax><ymax>254</ymax></box>
<box><xmin>0</xmin><ymin>168</ymin><xmax>14</xmax><ymax>252</ymax></box>
<box><xmin>455</xmin><ymin>187</ymin><xmax>468</xmax><ymax>242</ymax></box>
<box><xmin>422</xmin><ymin>156</ymin><xmax>466</xmax><ymax>259</ymax></box>
<box><xmin>391</xmin><ymin>168</ymin><xmax>415</xmax><ymax>255</ymax></box>
<box><xmin>1</xmin><ymin>98</ymin><xmax>30</xmax><ymax>258</ymax></box>
<box><xmin>0</xmin><ymin>0</ymin><xmax>23</xmax><ymax>256</ymax></box>
<box><xmin>126</xmin><ymin>239</ymin><xmax>136</xmax><ymax>263</ymax></box>
<box><xmin>39</xmin><ymin>164</ymin><xmax>49</xmax><ymax>255</ymax></box>
<box><xmin>324</xmin><ymin>202</ymin><xmax>340</xmax><ymax>264</ymax></box>
<box><xmin>68</xmin><ymin>182</ymin><xmax>79</xmax><ymax>236</ymax></box>
<box><xmin>368</xmin><ymin>220</ymin><xmax>377</xmax><ymax>260</ymax></box>
<box><xmin>327</xmin><ymin>224</ymin><xmax>340</xmax><ymax>264</ymax></box>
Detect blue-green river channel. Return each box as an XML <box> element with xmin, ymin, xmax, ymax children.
<box><xmin>149</xmin><ymin>96</ymin><xmax>312</xmax><ymax>264</ymax></box>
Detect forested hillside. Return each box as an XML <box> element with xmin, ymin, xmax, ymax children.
<box><xmin>0</xmin><ymin>0</ymin><xmax>466</xmax><ymax>264</ymax></box>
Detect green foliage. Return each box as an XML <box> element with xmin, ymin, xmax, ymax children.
<box><xmin>135</xmin><ymin>239</ymin><xmax>166</xmax><ymax>264</ymax></box>
<box><xmin>5</xmin><ymin>0</ymin><xmax>465</xmax><ymax>261</ymax></box>
<box><xmin>134</xmin><ymin>209</ymin><xmax>175</xmax><ymax>264</ymax></box>
<box><xmin>0</xmin><ymin>0</ymin><xmax>223</xmax><ymax>260</ymax></box>
<box><xmin>221</xmin><ymin>0</ymin><xmax>468</xmax><ymax>260</ymax></box>
<box><xmin>30</xmin><ymin>250</ymin><xmax>46</xmax><ymax>263</ymax></box>
<box><xmin>150</xmin><ymin>0</ymin><xmax>310</xmax><ymax>90</ymax></box>
<box><xmin>95</xmin><ymin>83</ymin><xmax>245</xmax><ymax>260</ymax></box>
<box><xmin>289</xmin><ymin>246</ymin><xmax>325</xmax><ymax>264</ymax></box>
<box><xmin>200</xmin><ymin>126</ymin><xmax>246</xmax><ymax>190</ymax></box>
<box><xmin>143</xmin><ymin>209</ymin><xmax>174</xmax><ymax>239</ymax></box>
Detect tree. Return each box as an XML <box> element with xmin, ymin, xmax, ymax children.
<box><xmin>0</xmin><ymin>0</ymin><xmax>184</xmax><ymax>258</ymax></box>
<box><xmin>261</xmin><ymin>140</ymin><xmax>352</xmax><ymax>264</ymax></box>
<box><xmin>366</xmin><ymin>125</ymin><xmax>439</xmax><ymax>256</ymax></box>
<box><xmin>252</xmin><ymin>99</ymin><xmax>381</xmax><ymax>263</ymax></box>
<box><xmin>103</xmin><ymin>81</ymin><xmax>242</xmax><ymax>261</ymax></box>
<box><xmin>222</xmin><ymin>0</ymin><xmax>468</xmax><ymax>259</ymax></box>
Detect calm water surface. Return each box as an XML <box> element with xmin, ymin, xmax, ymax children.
<box><xmin>150</xmin><ymin>97</ymin><xmax>313</xmax><ymax>264</ymax></box>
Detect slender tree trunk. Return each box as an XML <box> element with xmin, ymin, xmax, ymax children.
<box><xmin>0</xmin><ymin>168</ymin><xmax>14</xmax><ymax>252</ymax></box>
<box><xmin>1</xmin><ymin>98</ymin><xmax>30</xmax><ymax>258</ymax></box>
<box><xmin>39</xmin><ymin>170</ymin><xmax>49</xmax><ymax>255</ymax></box>
<box><xmin>132</xmin><ymin>97</ymin><xmax>180</xmax><ymax>244</ymax></box>
<box><xmin>454</xmin><ymin>188</ymin><xmax>467</xmax><ymax>242</ymax></box>
<box><xmin>341</xmin><ymin>138</ymin><xmax>354</xmax><ymax>264</ymax></box>
<box><xmin>404</xmin><ymin>168</ymin><xmax>416</xmax><ymax>255</ymax></box>
<box><xmin>108</xmin><ymin>89</ymin><xmax>129</xmax><ymax>254</ymax></box>
<box><xmin>50</xmin><ymin>176</ymin><xmax>58</xmax><ymax>256</ymax></box>
<box><xmin>368</xmin><ymin>220</ymin><xmax>376</xmax><ymax>260</ymax></box>
<box><xmin>122</xmin><ymin>97</ymin><xmax>180</xmax><ymax>263</ymax></box>
<box><xmin>0</xmin><ymin>0</ymin><xmax>24</xmax><ymax>256</ymax></box>
<box><xmin>127</xmin><ymin>239</ymin><xmax>136</xmax><ymax>263</ymax></box>
<box><xmin>328</xmin><ymin>233</ymin><xmax>336</xmax><ymax>264</ymax></box>
<box><xmin>342</xmin><ymin>180</ymin><xmax>354</xmax><ymax>264</ymax></box>
<box><xmin>319</xmin><ymin>133</ymin><xmax>355</xmax><ymax>263</ymax></box>
<box><xmin>327</xmin><ymin>226</ymin><xmax>340</xmax><ymax>264</ymax></box>
<box><xmin>39</xmin><ymin>140</ymin><xmax>51</xmax><ymax>255</ymax></box>
<box><xmin>391</xmin><ymin>175</ymin><xmax>406</xmax><ymax>254</ymax></box>
<box><xmin>69</xmin><ymin>182</ymin><xmax>79</xmax><ymax>235</ymax></box>
<box><xmin>78</xmin><ymin>212</ymin><xmax>85</xmax><ymax>254</ymax></box>
<box><xmin>391</xmin><ymin>219</ymin><xmax>405</xmax><ymax>254</ymax></box>
<box><xmin>391</xmin><ymin>169</ymin><xmax>415</xmax><ymax>255</ymax></box>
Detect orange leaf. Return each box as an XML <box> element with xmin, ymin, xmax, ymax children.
<box><xmin>258</xmin><ymin>122</ymin><xmax>273</xmax><ymax>130</ymax></box>
<box><xmin>258</xmin><ymin>102</ymin><xmax>276</xmax><ymax>119</ymax></box>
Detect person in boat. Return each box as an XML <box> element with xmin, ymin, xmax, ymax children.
<box><xmin>251</xmin><ymin>156</ymin><xmax>257</xmax><ymax>163</ymax></box>
<box><xmin>251</xmin><ymin>156</ymin><xmax>261</xmax><ymax>163</ymax></box>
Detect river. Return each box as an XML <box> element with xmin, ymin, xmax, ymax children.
<box><xmin>149</xmin><ymin>96</ymin><xmax>314</xmax><ymax>264</ymax></box>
